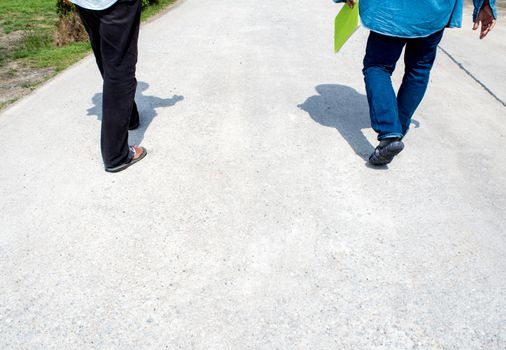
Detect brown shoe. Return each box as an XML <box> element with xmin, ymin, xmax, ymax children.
<box><xmin>105</xmin><ymin>146</ymin><xmax>147</xmax><ymax>173</ymax></box>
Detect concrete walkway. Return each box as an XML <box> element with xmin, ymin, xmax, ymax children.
<box><xmin>1</xmin><ymin>0</ymin><xmax>505</xmax><ymax>348</ymax></box>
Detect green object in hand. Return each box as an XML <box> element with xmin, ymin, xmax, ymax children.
<box><xmin>334</xmin><ymin>2</ymin><xmax>360</xmax><ymax>53</ymax></box>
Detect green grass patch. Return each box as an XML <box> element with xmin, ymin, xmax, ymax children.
<box><xmin>1</xmin><ymin>0</ymin><xmax>177</xmax><ymax>71</ymax></box>
<box><xmin>13</xmin><ymin>31</ymin><xmax>52</xmax><ymax>59</ymax></box>
<box><xmin>0</xmin><ymin>0</ymin><xmax>58</xmax><ymax>71</ymax></box>
<box><xmin>0</xmin><ymin>98</ymin><xmax>19</xmax><ymax>110</ymax></box>
<box><xmin>0</xmin><ymin>0</ymin><xmax>56</xmax><ymax>34</ymax></box>
<box><xmin>22</xmin><ymin>41</ymin><xmax>91</xmax><ymax>71</ymax></box>
<box><xmin>142</xmin><ymin>0</ymin><xmax>177</xmax><ymax>19</ymax></box>
<box><xmin>1</xmin><ymin>0</ymin><xmax>178</xmax><ymax>110</ymax></box>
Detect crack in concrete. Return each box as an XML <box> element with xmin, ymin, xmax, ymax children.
<box><xmin>438</xmin><ymin>45</ymin><xmax>506</xmax><ymax>108</ymax></box>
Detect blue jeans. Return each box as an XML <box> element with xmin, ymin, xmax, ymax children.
<box><xmin>363</xmin><ymin>29</ymin><xmax>444</xmax><ymax>140</ymax></box>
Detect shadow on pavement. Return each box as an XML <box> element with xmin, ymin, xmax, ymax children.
<box><xmin>86</xmin><ymin>81</ymin><xmax>184</xmax><ymax>144</ymax></box>
<box><xmin>298</xmin><ymin>84</ymin><xmax>419</xmax><ymax>163</ymax></box>
<box><xmin>298</xmin><ymin>84</ymin><xmax>373</xmax><ymax>161</ymax></box>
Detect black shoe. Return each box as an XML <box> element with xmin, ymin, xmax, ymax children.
<box><xmin>368</xmin><ymin>139</ymin><xmax>404</xmax><ymax>166</ymax></box>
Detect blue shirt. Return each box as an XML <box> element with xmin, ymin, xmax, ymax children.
<box><xmin>70</xmin><ymin>0</ymin><xmax>118</xmax><ymax>10</ymax></box>
<box><xmin>334</xmin><ymin>0</ymin><xmax>497</xmax><ymax>38</ymax></box>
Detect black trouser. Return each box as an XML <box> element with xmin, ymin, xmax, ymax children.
<box><xmin>77</xmin><ymin>0</ymin><xmax>141</xmax><ymax>168</ymax></box>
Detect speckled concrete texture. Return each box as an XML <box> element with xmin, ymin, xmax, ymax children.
<box><xmin>0</xmin><ymin>0</ymin><xmax>505</xmax><ymax>349</ymax></box>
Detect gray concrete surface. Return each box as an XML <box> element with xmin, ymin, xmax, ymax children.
<box><xmin>1</xmin><ymin>0</ymin><xmax>505</xmax><ymax>349</ymax></box>
<box><xmin>440</xmin><ymin>2</ymin><xmax>506</xmax><ymax>106</ymax></box>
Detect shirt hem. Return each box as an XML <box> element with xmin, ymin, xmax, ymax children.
<box><xmin>70</xmin><ymin>0</ymin><xmax>118</xmax><ymax>11</ymax></box>
<box><xmin>363</xmin><ymin>24</ymin><xmax>446</xmax><ymax>39</ymax></box>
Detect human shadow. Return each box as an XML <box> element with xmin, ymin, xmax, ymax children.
<box><xmin>298</xmin><ymin>84</ymin><xmax>419</xmax><ymax>163</ymax></box>
<box><xmin>86</xmin><ymin>81</ymin><xmax>184</xmax><ymax>144</ymax></box>
<box><xmin>298</xmin><ymin>84</ymin><xmax>373</xmax><ymax>161</ymax></box>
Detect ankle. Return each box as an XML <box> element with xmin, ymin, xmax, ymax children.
<box><xmin>379</xmin><ymin>137</ymin><xmax>401</xmax><ymax>147</ymax></box>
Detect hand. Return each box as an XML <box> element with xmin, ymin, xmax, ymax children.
<box><xmin>473</xmin><ymin>1</ymin><xmax>496</xmax><ymax>39</ymax></box>
<box><xmin>346</xmin><ymin>0</ymin><xmax>356</xmax><ymax>8</ymax></box>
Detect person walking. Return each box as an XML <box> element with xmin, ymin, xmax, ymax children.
<box><xmin>335</xmin><ymin>0</ymin><xmax>497</xmax><ymax>166</ymax></box>
<box><xmin>69</xmin><ymin>0</ymin><xmax>147</xmax><ymax>172</ymax></box>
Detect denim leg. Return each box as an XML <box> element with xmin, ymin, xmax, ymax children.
<box><xmin>363</xmin><ymin>32</ymin><xmax>406</xmax><ymax>140</ymax></box>
<box><xmin>398</xmin><ymin>29</ymin><xmax>444</xmax><ymax>136</ymax></box>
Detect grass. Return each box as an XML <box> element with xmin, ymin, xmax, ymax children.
<box><xmin>0</xmin><ymin>0</ymin><xmax>90</xmax><ymax>83</ymax></box>
<box><xmin>0</xmin><ymin>0</ymin><xmax>57</xmax><ymax>70</ymax></box>
<box><xmin>22</xmin><ymin>41</ymin><xmax>92</xmax><ymax>71</ymax></box>
<box><xmin>141</xmin><ymin>0</ymin><xmax>178</xmax><ymax>20</ymax></box>
<box><xmin>0</xmin><ymin>0</ymin><xmax>56</xmax><ymax>34</ymax></box>
<box><xmin>0</xmin><ymin>0</ymin><xmax>176</xmax><ymax>110</ymax></box>
<box><xmin>0</xmin><ymin>0</ymin><xmax>177</xmax><ymax>70</ymax></box>
<box><xmin>0</xmin><ymin>98</ymin><xmax>18</xmax><ymax>110</ymax></box>
<box><xmin>13</xmin><ymin>31</ymin><xmax>52</xmax><ymax>59</ymax></box>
